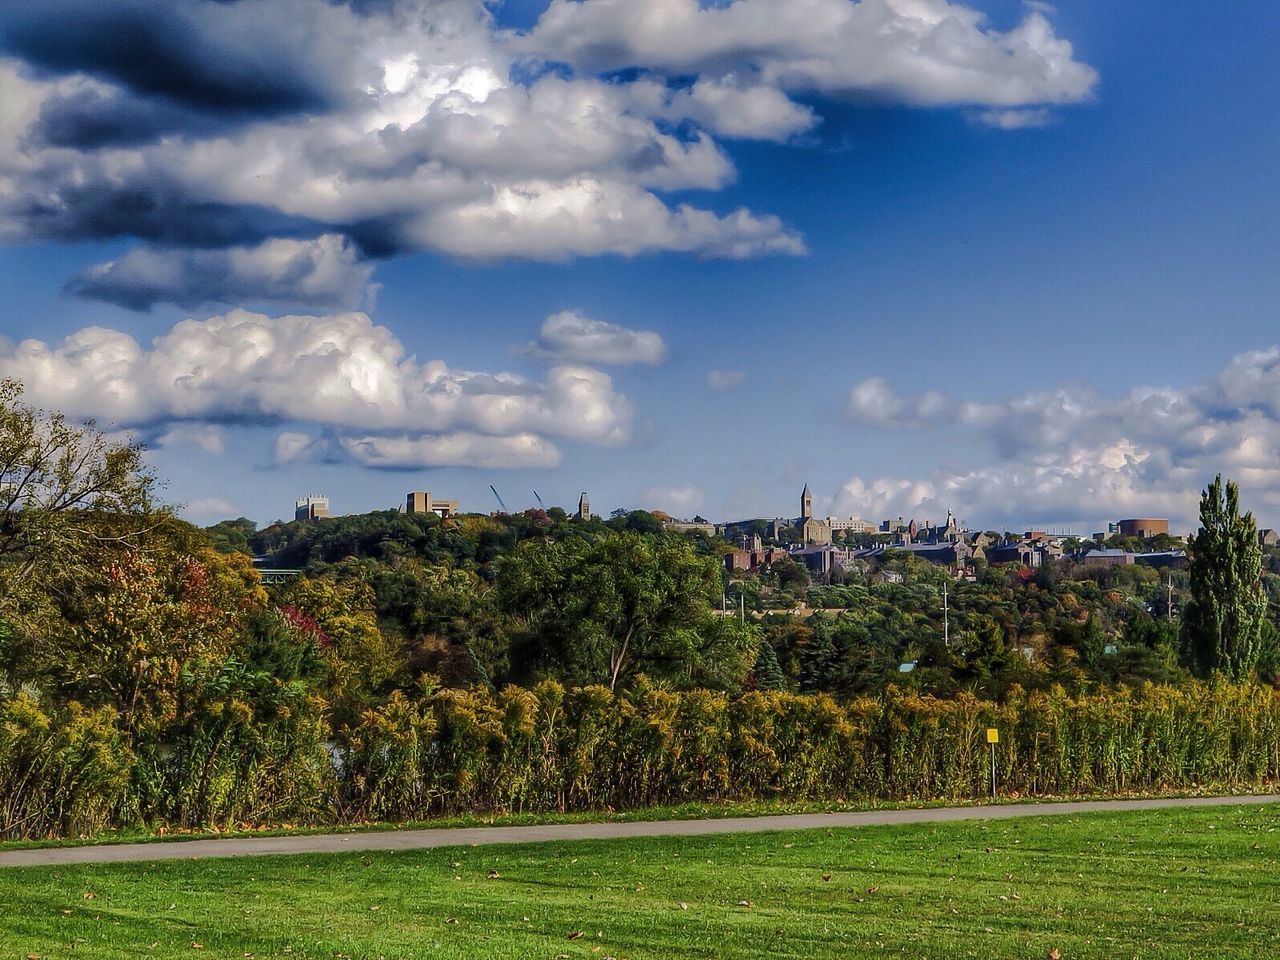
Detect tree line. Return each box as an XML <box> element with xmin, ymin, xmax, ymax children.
<box><xmin>0</xmin><ymin>379</ymin><xmax>1277</xmax><ymax>837</ymax></box>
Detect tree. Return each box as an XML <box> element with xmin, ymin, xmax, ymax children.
<box><xmin>750</xmin><ymin>636</ymin><xmax>785</xmax><ymax>690</ymax></box>
<box><xmin>1180</xmin><ymin>475</ymin><xmax>1268</xmax><ymax>680</ymax></box>
<box><xmin>772</xmin><ymin>556</ymin><xmax>810</xmax><ymax>595</ymax></box>
<box><xmin>497</xmin><ymin>531</ymin><xmax>730</xmax><ymax>690</ymax></box>
<box><xmin>203</xmin><ymin>517</ymin><xmax>257</xmax><ymax>554</ymax></box>
<box><xmin>0</xmin><ymin>378</ymin><xmax>156</xmax><ymax>577</ymax></box>
<box><xmin>4</xmin><ymin>544</ymin><xmax>267</xmax><ymax>740</ymax></box>
<box><xmin>796</xmin><ymin>621</ymin><xmax>839</xmax><ymax>693</ymax></box>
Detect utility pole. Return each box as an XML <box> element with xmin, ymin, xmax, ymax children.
<box><xmin>740</xmin><ymin>589</ymin><xmax>745</xmax><ymax>621</ymax></box>
<box><xmin>1167</xmin><ymin>571</ymin><xmax>1175</xmax><ymax>620</ymax></box>
<box><xmin>943</xmin><ymin>579</ymin><xmax>950</xmax><ymax>647</ymax></box>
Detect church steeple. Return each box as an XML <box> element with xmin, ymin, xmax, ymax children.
<box><xmin>801</xmin><ymin>483</ymin><xmax>812</xmax><ymax>520</ymax></box>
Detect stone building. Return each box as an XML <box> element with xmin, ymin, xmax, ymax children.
<box><xmin>406</xmin><ymin>491</ymin><xmax>458</xmax><ymax>518</ymax></box>
<box><xmin>295</xmin><ymin>494</ymin><xmax>329</xmax><ymax>521</ymax></box>
<box><xmin>795</xmin><ymin>484</ymin><xmax>832</xmax><ymax>546</ymax></box>
<box><xmin>1117</xmin><ymin>518</ymin><xmax>1169</xmax><ymax>538</ymax></box>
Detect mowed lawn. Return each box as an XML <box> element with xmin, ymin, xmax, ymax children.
<box><xmin>1</xmin><ymin>804</ymin><xmax>1277</xmax><ymax>960</ymax></box>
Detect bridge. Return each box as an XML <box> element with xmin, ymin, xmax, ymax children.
<box><xmin>255</xmin><ymin>568</ymin><xmax>303</xmax><ymax>584</ymax></box>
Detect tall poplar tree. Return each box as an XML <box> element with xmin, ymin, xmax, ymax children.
<box><xmin>1180</xmin><ymin>475</ymin><xmax>1268</xmax><ymax>680</ymax></box>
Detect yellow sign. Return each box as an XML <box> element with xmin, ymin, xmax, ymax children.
<box><xmin>986</xmin><ymin>728</ymin><xmax>999</xmax><ymax>744</ymax></box>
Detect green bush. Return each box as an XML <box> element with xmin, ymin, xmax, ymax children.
<box><xmin>4</xmin><ymin>680</ymin><xmax>1279</xmax><ymax>838</ymax></box>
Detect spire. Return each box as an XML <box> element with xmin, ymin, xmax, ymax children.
<box><xmin>801</xmin><ymin>484</ymin><xmax>812</xmax><ymax>520</ymax></box>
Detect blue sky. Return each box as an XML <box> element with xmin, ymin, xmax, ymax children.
<box><xmin>0</xmin><ymin>0</ymin><xmax>1277</xmax><ymax>532</ymax></box>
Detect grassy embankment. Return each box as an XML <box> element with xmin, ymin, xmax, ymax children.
<box><xmin>1</xmin><ymin>803</ymin><xmax>1277</xmax><ymax>959</ymax></box>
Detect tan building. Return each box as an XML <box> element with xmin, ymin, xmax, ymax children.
<box><xmin>1080</xmin><ymin>548</ymin><xmax>1135</xmax><ymax>567</ymax></box>
<box><xmin>664</xmin><ymin>519</ymin><xmax>717</xmax><ymax>536</ymax></box>
<box><xmin>826</xmin><ymin>515</ymin><xmax>876</xmax><ymax>533</ymax></box>
<box><xmin>1117</xmin><ymin>518</ymin><xmax>1169</xmax><ymax>538</ymax></box>
<box><xmin>406</xmin><ymin>491</ymin><xmax>458</xmax><ymax>519</ymax></box>
<box><xmin>295</xmin><ymin>494</ymin><xmax>329</xmax><ymax>521</ymax></box>
<box><xmin>796</xmin><ymin>484</ymin><xmax>832</xmax><ymax>545</ymax></box>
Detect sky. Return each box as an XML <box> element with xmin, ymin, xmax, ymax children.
<box><xmin>0</xmin><ymin>0</ymin><xmax>1277</xmax><ymax>534</ymax></box>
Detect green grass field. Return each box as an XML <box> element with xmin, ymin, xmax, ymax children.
<box><xmin>1</xmin><ymin>804</ymin><xmax>1277</xmax><ymax>960</ymax></box>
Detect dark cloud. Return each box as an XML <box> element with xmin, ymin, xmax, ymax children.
<box><xmin>0</xmin><ymin>0</ymin><xmax>338</xmax><ymax>116</ymax></box>
<box><xmin>14</xmin><ymin>180</ymin><xmax>322</xmax><ymax>247</ymax></box>
<box><xmin>65</xmin><ymin>235</ymin><xmax>376</xmax><ymax>312</ymax></box>
<box><xmin>30</xmin><ymin>86</ymin><xmax>232</xmax><ymax>148</ymax></box>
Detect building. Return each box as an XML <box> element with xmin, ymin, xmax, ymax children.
<box><xmin>1078</xmin><ymin>548</ymin><xmax>1135</xmax><ymax>568</ymax></box>
<box><xmin>846</xmin><ymin>540</ymin><xmax>975</xmax><ymax>577</ymax></box>
<box><xmin>986</xmin><ymin>537</ymin><xmax>1063</xmax><ymax>569</ymax></box>
<box><xmin>1117</xmin><ymin>518</ymin><xmax>1169</xmax><ymax>538</ymax></box>
<box><xmin>918</xmin><ymin>509</ymin><xmax>963</xmax><ymax>544</ymax></box>
<box><xmin>795</xmin><ymin>484</ymin><xmax>832</xmax><ymax>545</ymax></box>
<box><xmin>724</xmin><ymin>546</ymin><xmax>787</xmax><ymax>573</ymax></box>
<box><xmin>791</xmin><ymin>543</ymin><xmax>854</xmax><ymax>577</ymax></box>
<box><xmin>1260</xmin><ymin>528</ymin><xmax>1278</xmax><ymax>547</ymax></box>
<box><xmin>1137</xmin><ymin>550</ymin><xmax>1187</xmax><ymax>569</ymax></box>
<box><xmin>294</xmin><ymin>494</ymin><xmax>329</xmax><ymax>521</ymax></box>
<box><xmin>825</xmin><ymin>515</ymin><xmax>877</xmax><ymax>534</ymax></box>
<box><xmin>577</xmin><ymin>492</ymin><xmax>591</xmax><ymax>521</ymax></box>
<box><xmin>405</xmin><ymin>491</ymin><xmax>458</xmax><ymax>519</ymax></box>
<box><xmin>663</xmin><ymin>517</ymin><xmax>717</xmax><ymax>536</ymax></box>
<box><xmin>1078</xmin><ymin>548</ymin><xmax>1187</xmax><ymax>570</ymax></box>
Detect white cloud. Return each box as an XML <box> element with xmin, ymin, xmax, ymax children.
<box><xmin>1</xmin><ymin>308</ymin><xmax>636</xmax><ymax>471</ymax></box>
<box><xmin>526</xmin><ymin>310</ymin><xmax>667</xmax><ymax>366</ymax></box>
<box><xmin>274</xmin><ymin>431</ymin><xmax>321</xmax><ymax>465</ymax></box>
<box><xmin>180</xmin><ymin>496</ymin><xmax>241</xmax><ymax>522</ymax></box>
<box><xmin>972</xmin><ymin>107</ymin><xmax>1053</xmax><ymax>129</ymax></box>
<box><xmin>522</xmin><ymin>0</ymin><xmax>1097</xmax><ymax>107</ymax></box>
<box><xmin>841</xmin><ymin>347</ymin><xmax>1280</xmax><ymax>529</ymax></box>
<box><xmin>273</xmin><ymin>429</ymin><xmax>561</xmax><ymax>470</ymax></box>
<box><xmin>707</xmin><ymin>369</ymin><xmax>746</xmax><ymax>391</ymax></box>
<box><xmin>0</xmin><ymin>0</ymin><xmax>805</xmax><ymax>275</ymax></box>
<box><xmin>338</xmin><ymin>432</ymin><xmax>561</xmax><ymax>469</ymax></box>
<box><xmin>155</xmin><ymin>423</ymin><xmax>225</xmax><ymax>455</ymax></box>
<box><xmin>0</xmin><ymin>0</ymin><xmax>1097</xmax><ymax>303</ymax></box>
<box><xmin>66</xmin><ymin>235</ymin><xmax>377</xmax><ymax>312</ymax></box>
<box><xmin>661</xmin><ymin>77</ymin><xmax>819</xmax><ymax>142</ymax></box>
<box><xmin>417</xmin><ymin>178</ymin><xmax>805</xmax><ymax>260</ymax></box>
<box><xmin>847</xmin><ymin>376</ymin><xmax>952</xmax><ymax>427</ymax></box>
<box><xmin>643</xmin><ymin>482</ymin><xmax>708</xmax><ymax>517</ymax></box>
<box><xmin>834</xmin><ymin>442</ymin><xmax>1201</xmax><ymax>533</ymax></box>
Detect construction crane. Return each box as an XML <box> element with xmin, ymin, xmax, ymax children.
<box><xmin>533</xmin><ymin>490</ymin><xmax>545</xmax><ymax>508</ymax></box>
<box><xmin>489</xmin><ymin>484</ymin><xmax>509</xmax><ymax>514</ymax></box>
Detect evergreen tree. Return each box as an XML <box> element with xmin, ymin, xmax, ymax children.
<box><xmin>1180</xmin><ymin>475</ymin><xmax>1268</xmax><ymax>680</ymax></box>
<box><xmin>797</xmin><ymin>622</ymin><xmax>839</xmax><ymax>693</ymax></box>
<box><xmin>1078</xmin><ymin>613</ymin><xmax>1106</xmax><ymax>669</ymax></box>
<box><xmin>751</xmin><ymin>636</ymin><xmax>785</xmax><ymax>691</ymax></box>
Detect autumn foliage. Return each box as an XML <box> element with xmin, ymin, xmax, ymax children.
<box><xmin>5</xmin><ymin>673</ymin><xmax>1279</xmax><ymax>838</ymax></box>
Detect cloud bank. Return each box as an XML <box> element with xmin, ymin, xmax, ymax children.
<box><xmin>0</xmin><ymin>308</ymin><xmax>635</xmax><ymax>470</ymax></box>
<box><xmin>0</xmin><ymin>0</ymin><xmax>1096</xmax><ymax>308</ymax></box>
<box><xmin>838</xmin><ymin>348</ymin><xmax>1280</xmax><ymax>529</ymax></box>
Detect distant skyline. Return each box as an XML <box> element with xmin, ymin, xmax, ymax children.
<box><xmin>1</xmin><ymin>0</ymin><xmax>1277</xmax><ymax>532</ymax></box>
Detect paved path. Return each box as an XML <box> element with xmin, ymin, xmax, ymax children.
<box><xmin>2</xmin><ymin>794</ymin><xmax>1276</xmax><ymax>868</ymax></box>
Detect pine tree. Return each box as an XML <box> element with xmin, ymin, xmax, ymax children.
<box><xmin>752</xmin><ymin>636</ymin><xmax>786</xmax><ymax>691</ymax></box>
<box><xmin>1180</xmin><ymin>475</ymin><xmax>1268</xmax><ymax>680</ymax></box>
<box><xmin>797</xmin><ymin>623</ymin><xmax>839</xmax><ymax>693</ymax></box>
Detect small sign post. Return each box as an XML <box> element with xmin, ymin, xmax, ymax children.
<box><xmin>985</xmin><ymin>728</ymin><xmax>999</xmax><ymax>798</ymax></box>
